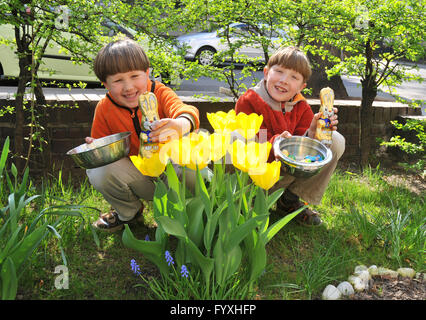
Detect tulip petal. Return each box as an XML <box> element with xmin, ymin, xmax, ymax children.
<box><xmin>130</xmin><ymin>153</ymin><xmax>166</xmax><ymax>177</ymax></box>
<box><xmin>249</xmin><ymin>161</ymin><xmax>281</xmax><ymax>190</ymax></box>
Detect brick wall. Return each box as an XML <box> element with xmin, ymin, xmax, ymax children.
<box><xmin>0</xmin><ymin>95</ymin><xmax>422</xmax><ymax>179</ymax></box>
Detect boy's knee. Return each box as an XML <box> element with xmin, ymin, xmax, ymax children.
<box><xmin>86</xmin><ymin>166</ymin><xmax>113</xmax><ymax>193</ymax></box>
<box><xmin>331</xmin><ymin>131</ymin><xmax>345</xmax><ymax>160</ymax></box>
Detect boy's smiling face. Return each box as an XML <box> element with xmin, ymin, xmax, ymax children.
<box><xmin>103</xmin><ymin>69</ymin><xmax>150</xmax><ymax>108</ymax></box>
<box><xmin>263</xmin><ymin>65</ymin><xmax>307</xmax><ymax>103</ymax></box>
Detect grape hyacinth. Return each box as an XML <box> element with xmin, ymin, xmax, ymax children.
<box><xmin>145</xmin><ymin>234</ymin><xmax>150</xmax><ymax>241</ymax></box>
<box><xmin>165</xmin><ymin>251</ymin><xmax>174</xmax><ymax>266</ymax></box>
<box><xmin>130</xmin><ymin>259</ymin><xmax>141</xmax><ymax>275</ymax></box>
<box><xmin>181</xmin><ymin>265</ymin><xmax>189</xmax><ymax>278</ymax></box>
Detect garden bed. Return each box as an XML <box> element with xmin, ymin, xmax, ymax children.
<box><xmin>349</xmin><ymin>275</ymin><xmax>425</xmax><ymax>300</ymax></box>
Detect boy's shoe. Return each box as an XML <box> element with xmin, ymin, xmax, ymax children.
<box><xmin>93</xmin><ymin>206</ymin><xmax>144</xmax><ymax>232</ymax></box>
<box><xmin>275</xmin><ymin>197</ymin><xmax>322</xmax><ymax>226</ymax></box>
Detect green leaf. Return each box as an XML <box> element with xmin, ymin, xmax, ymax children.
<box><xmin>90</xmin><ymin>225</ymin><xmax>100</xmax><ymax>249</ymax></box>
<box><xmin>0</xmin><ymin>137</ymin><xmax>9</xmax><ymax>178</ymax></box>
<box><xmin>253</xmin><ymin>186</ymin><xmax>267</xmax><ymax>216</ymax></box>
<box><xmin>249</xmin><ymin>240</ymin><xmax>267</xmax><ymax>283</ymax></box>
<box><xmin>156</xmin><ymin>216</ymin><xmax>187</xmax><ymax>238</ymax></box>
<box><xmin>122</xmin><ymin>225</ymin><xmax>169</xmax><ymax>275</ymax></box>
<box><xmin>266</xmin><ymin>188</ymin><xmax>284</xmax><ymax>210</ymax></box>
<box><xmin>0</xmin><ymin>225</ymin><xmax>22</xmax><ymax>265</ymax></box>
<box><xmin>222</xmin><ymin>245</ymin><xmax>242</xmax><ymax>285</ymax></box>
<box><xmin>0</xmin><ymin>219</ymin><xmax>10</xmax><ymax>241</ymax></box>
<box><xmin>213</xmin><ymin>239</ymin><xmax>224</xmax><ymax>285</ymax></box>
<box><xmin>9</xmin><ymin>222</ymin><xmax>49</xmax><ymax>273</ymax></box>
<box><xmin>264</xmin><ymin>205</ymin><xmax>307</xmax><ymax>244</ymax></box>
<box><xmin>225</xmin><ymin>178</ymin><xmax>238</xmax><ymax>227</ymax></box>
<box><xmin>153</xmin><ymin>180</ymin><xmax>168</xmax><ymax>218</ymax></box>
<box><xmin>184</xmin><ymin>237</ymin><xmax>214</xmax><ymax>283</ymax></box>
<box><xmin>1</xmin><ymin>257</ymin><xmax>17</xmax><ymax>300</ymax></box>
<box><xmin>223</xmin><ymin>215</ymin><xmax>267</xmax><ymax>252</ymax></box>
<box><xmin>17</xmin><ymin>166</ymin><xmax>29</xmax><ymax>197</ymax></box>
<box><xmin>186</xmin><ymin>197</ymin><xmax>205</xmax><ymax>247</ymax></box>
<box><xmin>11</xmin><ymin>163</ymin><xmax>17</xmax><ymax>180</ymax></box>
<box><xmin>203</xmin><ymin>201</ymin><xmax>227</xmax><ymax>253</ymax></box>
<box><xmin>196</xmin><ymin>166</ymin><xmax>212</xmax><ymax>217</ymax></box>
<box><xmin>166</xmin><ymin>162</ymin><xmax>180</xmax><ymax>198</ymax></box>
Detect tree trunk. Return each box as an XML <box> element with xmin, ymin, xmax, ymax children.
<box><xmin>14</xmin><ymin>60</ymin><xmax>31</xmax><ymax>173</ymax></box>
<box><xmin>359</xmin><ymin>40</ymin><xmax>377</xmax><ymax>168</ymax></box>
<box><xmin>306</xmin><ymin>51</ymin><xmax>349</xmax><ymax>99</ymax></box>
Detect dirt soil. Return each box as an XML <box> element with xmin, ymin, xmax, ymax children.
<box><xmin>349</xmin><ymin>275</ymin><xmax>425</xmax><ymax>300</ymax></box>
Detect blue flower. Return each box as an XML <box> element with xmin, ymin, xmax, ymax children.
<box><xmin>130</xmin><ymin>259</ymin><xmax>141</xmax><ymax>275</ymax></box>
<box><xmin>145</xmin><ymin>234</ymin><xmax>150</xmax><ymax>241</ymax></box>
<box><xmin>165</xmin><ymin>251</ymin><xmax>174</xmax><ymax>266</ymax></box>
<box><xmin>180</xmin><ymin>265</ymin><xmax>189</xmax><ymax>278</ymax></box>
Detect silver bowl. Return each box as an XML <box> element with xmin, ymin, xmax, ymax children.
<box><xmin>66</xmin><ymin>132</ymin><xmax>131</xmax><ymax>169</ymax></box>
<box><xmin>273</xmin><ymin>136</ymin><xmax>332</xmax><ymax>178</ymax></box>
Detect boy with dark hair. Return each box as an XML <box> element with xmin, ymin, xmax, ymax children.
<box><xmin>236</xmin><ymin>46</ymin><xmax>345</xmax><ymax>226</ymax></box>
<box><xmin>86</xmin><ymin>38</ymin><xmax>199</xmax><ymax>232</ymax></box>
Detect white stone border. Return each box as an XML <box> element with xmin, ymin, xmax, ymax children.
<box><xmin>322</xmin><ymin>265</ymin><xmax>424</xmax><ymax>300</ymax></box>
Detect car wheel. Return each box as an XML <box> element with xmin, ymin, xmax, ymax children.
<box><xmin>196</xmin><ymin>47</ymin><xmax>216</xmax><ymax>66</ymax></box>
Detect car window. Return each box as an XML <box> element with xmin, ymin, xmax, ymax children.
<box><xmin>100</xmin><ymin>21</ymin><xmax>134</xmax><ymax>38</ymax></box>
<box><xmin>231</xmin><ymin>25</ymin><xmax>251</xmax><ymax>37</ymax></box>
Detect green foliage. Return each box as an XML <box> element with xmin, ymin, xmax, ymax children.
<box><xmin>0</xmin><ymin>137</ymin><xmax>93</xmax><ymax>299</ymax></box>
<box><xmin>380</xmin><ymin>119</ymin><xmax>426</xmax><ymax>175</ymax></box>
<box><xmin>122</xmin><ymin>162</ymin><xmax>301</xmax><ymax>299</ymax></box>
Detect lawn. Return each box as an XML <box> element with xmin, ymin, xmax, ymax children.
<box><xmin>6</xmin><ymin>163</ymin><xmax>424</xmax><ymax>300</ymax></box>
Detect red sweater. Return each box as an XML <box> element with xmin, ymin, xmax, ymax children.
<box><xmin>235</xmin><ymin>80</ymin><xmax>314</xmax><ymax>161</ymax></box>
<box><xmin>91</xmin><ymin>80</ymin><xmax>199</xmax><ymax>156</ymax></box>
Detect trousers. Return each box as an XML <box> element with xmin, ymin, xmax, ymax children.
<box><xmin>86</xmin><ymin>157</ymin><xmax>204</xmax><ymax>221</ymax></box>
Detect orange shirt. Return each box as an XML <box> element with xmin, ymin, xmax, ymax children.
<box><xmin>91</xmin><ymin>80</ymin><xmax>200</xmax><ymax>156</ymax></box>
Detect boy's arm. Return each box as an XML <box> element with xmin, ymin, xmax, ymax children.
<box><xmin>90</xmin><ymin>100</ymin><xmax>112</xmax><ymax>139</ymax></box>
<box><xmin>155</xmin><ymin>83</ymin><xmax>200</xmax><ymax>130</ymax></box>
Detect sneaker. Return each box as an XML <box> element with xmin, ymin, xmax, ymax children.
<box><xmin>275</xmin><ymin>197</ymin><xmax>323</xmax><ymax>226</ymax></box>
<box><xmin>93</xmin><ymin>206</ymin><xmax>144</xmax><ymax>232</ymax></box>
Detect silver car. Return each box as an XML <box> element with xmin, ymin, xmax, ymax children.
<box><xmin>176</xmin><ymin>23</ymin><xmax>287</xmax><ymax>66</ymax></box>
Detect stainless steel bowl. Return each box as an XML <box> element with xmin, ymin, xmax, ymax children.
<box><xmin>273</xmin><ymin>136</ymin><xmax>332</xmax><ymax>178</ymax></box>
<box><xmin>66</xmin><ymin>132</ymin><xmax>131</xmax><ymax>169</ymax></box>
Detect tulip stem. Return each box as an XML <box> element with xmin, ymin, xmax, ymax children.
<box><xmin>181</xmin><ymin>166</ymin><xmax>186</xmax><ymax>203</ymax></box>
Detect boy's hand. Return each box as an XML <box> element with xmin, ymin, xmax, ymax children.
<box><xmin>278</xmin><ymin>131</ymin><xmax>292</xmax><ymax>139</ymax></box>
<box><xmin>307</xmin><ymin>107</ymin><xmax>339</xmax><ymax>139</ymax></box>
<box><xmin>149</xmin><ymin>118</ymin><xmax>191</xmax><ymax>143</ymax></box>
<box><xmin>85</xmin><ymin>137</ymin><xmax>95</xmax><ymax>144</ymax></box>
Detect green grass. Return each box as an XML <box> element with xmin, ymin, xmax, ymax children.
<box><xmin>6</xmin><ymin>165</ymin><xmax>425</xmax><ymax>300</ymax></box>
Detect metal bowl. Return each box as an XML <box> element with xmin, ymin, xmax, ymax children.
<box><xmin>66</xmin><ymin>132</ymin><xmax>131</xmax><ymax>169</ymax></box>
<box><xmin>273</xmin><ymin>136</ymin><xmax>332</xmax><ymax>178</ymax></box>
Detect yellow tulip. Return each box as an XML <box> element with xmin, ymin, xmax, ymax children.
<box><xmin>207</xmin><ymin>109</ymin><xmax>237</xmax><ymax>132</ymax></box>
<box><xmin>160</xmin><ymin>131</ymin><xmax>211</xmax><ymax>171</ymax></box>
<box><xmin>187</xmin><ymin>131</ymin><xmax>211</xmax><ymax>170</ymax></box>
<box><xmin>130</xmin><ymin>153</ymin><xmax>166</xmax><ymax>177</ymax></box>
<box><xmin>235</xmin><ymin>112</ymin><xmax>263</xmax><ymax>140</ymax></box>
<box><xmin>228</xmin><ymin>140</ymin><xmax>271</xmax><ymax>173</ymax></box>
<box><xmin>249</xmin><ymin>161</ymin><xmax>281</xmax><ymax>190</ymax></box>
<box><xmin>209</xmin><ymin>131</ymin><xmax>231</xmax><ymax>162</ymax></box>
<box><xmin>162</xmin><ymin>136</ymin><xmax>192</xmax><ymax>167</ymax></box>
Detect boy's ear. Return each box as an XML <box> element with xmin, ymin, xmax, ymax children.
<box><xmin>263</xmin><ymin>66</ymin><xmax>269</xmax><ymax>78</ymax></box>
<box><xmin>297</xmin><ymin>82</ymin><xmax>307</xmax><ymax>94</ymax></box>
